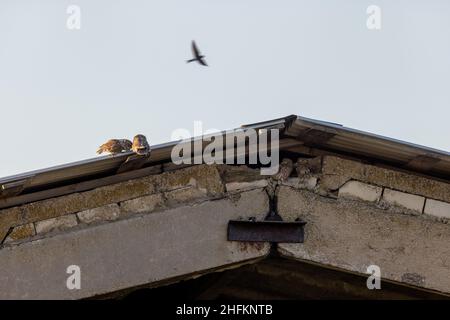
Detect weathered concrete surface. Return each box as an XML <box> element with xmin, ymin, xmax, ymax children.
<box><xmin>0</xmin><ymin>207</ymin><xmax>22</xmax><ymax>242</ymax></box>
<box><xmin>0</xmin><ymin>189</ymin><xmax>270</xmax><ymax>299</ymax></box>
<box><xmin>218</xmin><ymin>165</ymin><xmax>264</xmax><ymax>183</ymax></box>
<box><xmin>281</xmin><ymin>177</ymin><xmax>317</xmax><ymax>191</ymax></box>
<box><xmin>0</xmin><ymin>165</ymin><xmax>224</xmax><ymax>243</ymax></box>
<box><xmin>424</xmin><ymin>199</ymin><xmax>450</xmax><ymax>219</ymax></box>
<box><xmin>1</xmin><ymin>160</ymin><xmax>449</xmax><ymax>298</ymax></box>
<box><xmin>226</xmin><ymin>180</ymin><xmax>268</xmax><ymax>193</ymax></box>
<box><xmin>120</xmin><ymin>193</ymin><xmax>165</xmax><ymax>215</ymax></box>
<box><xmin>77</xmin><ymin>204</ymin><xmax>121</xmax><ymax>224</ymax></box>
<box><xmin>382</xmin><ymin>189</ymin><xmax>425</xmax><ymax>213</ymax></box>
<box><xmin>276</xmin><ymin>186</ymin><xmax>450</xmax><ymax>294</ymax></box>
<box><xmin>338</xmin><ymin>180</ymin><xmax>382</xmax><ymax>203</ymax></box>
<box><xmin>35</xmin><ymin>214</ymin><xmax>78</xmax><ymax>235</ymax></box>
<box><xmin>4</xmin><ymin>223</ymin><xmax>35</xmax><ymax>243</ymax></box>
<box><xmin>321</xmin><ymin>156</ymin><xmax>450</xmax><ymax>203</ymax></box>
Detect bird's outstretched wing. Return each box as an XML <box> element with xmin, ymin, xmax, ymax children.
<box><xmin>97</xmin><ymin>139</ymin><xmax>117</xmax><ymax>154</ymax></box>
<box><xmin>198</xmin><ymin>58</ymin><xmax>208</xmax><ymax>66</ymax></box>
<box><xmin>191</xmin><ymin>40</ymin><xmax>201</xmax><ymax>58</ymax></box>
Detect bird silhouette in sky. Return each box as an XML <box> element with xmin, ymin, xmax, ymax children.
<box><xmin>186</xmin><ymin>40</ymin><xmax>208</xmax><ymax>66</ymax></box>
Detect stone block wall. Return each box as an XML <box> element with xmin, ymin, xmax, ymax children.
<box><xmin>0</xmin><ymin>165</ymin><xmax>225</xmax><ymax>245</ymax></box>
<box><xmin>1</xmin><ymin>156</ymin><xmax>449</xmax><ymax>247</ymax></box>
<box><xmin>1</xmin><ymin>154</ymin><xmax>449</xmax><ymax>296</ymax></box>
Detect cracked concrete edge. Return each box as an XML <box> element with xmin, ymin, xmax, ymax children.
<box><xmin>0</xmin><ymin>188</ymin><xmax>271</xmax><ymax>299</ymax></box>
<box><xmin>275</xmin><ymin>247</ymin><xmax>450</xmax><ymax>297</ymax></box>
<box><xmin>276</xmin><ymin>186</ymin><xmax>450</xmax><ymax>294</ymax></box>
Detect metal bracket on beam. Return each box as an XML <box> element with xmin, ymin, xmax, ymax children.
<box><xmin>228</xmin><ymin>204</ymin><xmax>306</xmax><ymax>243</ymax></box>
<box><xmin>227</xmin><ymin>219</ymin><xmax>306</xmax><ymax>243</ymax></box>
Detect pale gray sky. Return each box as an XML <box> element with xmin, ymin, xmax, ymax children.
<box><xmin>0</xmin><ymin>0</ymin><xmax>449</xmax><ymax>178</ymax></box>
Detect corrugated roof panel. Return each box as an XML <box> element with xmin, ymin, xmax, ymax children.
<box><xmin>325</xmin><ymin>136</ymin><xmax>416</xmax><ymax>160</ymax></box>
<box><xmin>285</xmin><ymin>116</ymin><xmax>450</xmax><ymax>179</ymax></box>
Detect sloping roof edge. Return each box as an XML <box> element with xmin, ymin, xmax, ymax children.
<box><xmin>1</xmin><ymin>114</ymin><xmax>448</xmax><ymax>207</ymax></box>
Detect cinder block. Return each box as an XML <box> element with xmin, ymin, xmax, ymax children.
<box><xmin>424</xmin><ymin>199</ymin><xmax>450</xmax><ymax>219</ymax></box>
<box><xmin>322</xmin><ymin>155</ymin><xmax>450</xmax><ymax>203</ymax></box>
<box><xmin>120</xmin><ymin>193</ymin><xmax>165</xmax><ymax>214</ymax></box>
<box><xmin>382</xmin><ymin>189</ymin><xmax>425</xmax><ymax>212</ymax></box>
<box><xmin>77</xmin><ymin>204</ymin><xmax>121</xmax><ymax>224</ymax></box>
<box><xmin>226</xmin><ymin>179</ymin><xmax>268</xmax><ymax>192</ymax></box>
<box><xmin>164</xmin><ymin>187</ymin><xmax>209</xmax><ymax>206</ymax></box>
<box><xmin>35</xmin><ymin>215</ymin><xmax>78</xmax><ymax>234</ymax></box>
<box><xmin>338</xmin><ymin>181</ymin><xmax>382</xmax><ymax>202</ymax></box>
<box><xmin>4</xmin><ymin>223</ymin><xmax>35</xmax><ymax>243</ymax></box>
<box><xmin>281</xmin><ymin>177</ymin><xmax>317</xmax><ymax>191</ymax></box>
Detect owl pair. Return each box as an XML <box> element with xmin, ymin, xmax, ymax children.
<box><xmin>274</xmin><ymin>158</ymin><xmax>315</xmax><ymax>181</ymax></box>
<box><xmin>97</xmin><ymin>134</ymin><xmax>151</xmax><ymax>156</ymax></box>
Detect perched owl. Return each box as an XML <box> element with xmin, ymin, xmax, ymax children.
<box><xmin>274</xmin><ymin>158</ymin><xmax>294</xmax><ymax>181</ymax></box>
<box><xmin>97</xmin><ymin>139</ymin><xmax>132</xmax><ymax>155</ymax></box>
<box><xmin>295</xmin><ymin>157</ymin><xmax>321</xmax><ymax>176</ymax></box>
<box><xmin>132</xmin><ymin>134</ymin><xmax>151</xmax><ymax>156</ymax></box>
<box><xmin>295</xmin><ymin>158</ymin><xmax>312</xmax><ymax>176</ymax></box>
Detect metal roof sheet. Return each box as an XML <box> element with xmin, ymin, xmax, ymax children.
<box><xmin>286</xmin><ymin>116</ymin><xmax>450</xmax><ymax>177</ymax></box>
<box><xmin>1</xmin><ymin>114</ymin><xmax>448</xmax><ymax>207</ymax></box>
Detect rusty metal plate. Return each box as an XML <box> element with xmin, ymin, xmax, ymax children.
<box><xmin>228</xmin><ymin>220</ymin><xmax>306</xmax><ymax>243</ymax></box>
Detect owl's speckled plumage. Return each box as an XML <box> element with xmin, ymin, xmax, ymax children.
<box><xmin>295</xmin><ymin>157</ymin><xmax>323</xmax><ymax>177</ymax></box>
<box><xmin>132</xmin><ymin>134</ymin><xmax>151</xmax><ymax>156</ymax></box>
<box><xmin>274</xmin><ymin>158</ymin><xmax>294</xmax><ymax>181</ymax></box>
<box><xmin>97</xmin><ymin>139</ymin><xmax>132</xmax><ymax>155</ymax></box>
<box><xmin>295</xmin><ymin>158</ymin><xmax>312</xmax><ymax>176</ymax></box>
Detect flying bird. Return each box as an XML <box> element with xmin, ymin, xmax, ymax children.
<box><xmin>186</xmin><ymin>40</ymin><xmax>208</xmax><ymax>66</ymax></box>
<box><xmin>274</xmin><ymin>158</ymin><xmax>294</xmax><ymax>182</ymax></box>
<box><xmin>132</xmin><ymin>134</ymin><xmax>151</xmax><ymax>156</ymax></box>
<box><xmin>97</xmin><ymin>139</ymin><xmax>132</xmax><ymax>155</ymax></box>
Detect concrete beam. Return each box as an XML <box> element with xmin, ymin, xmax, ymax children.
<box><xmin>276</xmin><ymin>186</ymin><xmax>450</xmax><ymax>295</ymax></box>
<box><xmin>0</xmin><ymin>189</ymin><xmax>270</xmax><ymax>299</ymax></box>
